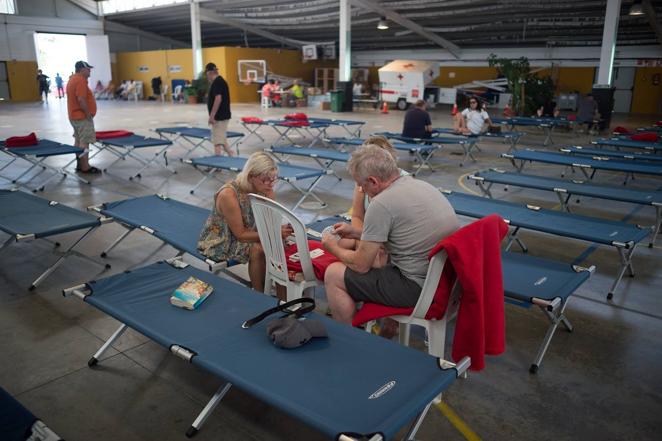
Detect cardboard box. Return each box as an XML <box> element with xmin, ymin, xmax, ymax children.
<box><xmin>321</xmin><ymin>101</ymin><xmax>331</xmax><ymax>111</ymax></box>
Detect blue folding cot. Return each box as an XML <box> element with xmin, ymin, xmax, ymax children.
<box><xmin>240</xmin><ymin>119</ymin><xmax>331</xmax><ymax>147</ymax></box>
<box><xmin>468</xmin><ymin>169</ymin><xmax>662</xmax><ymax>247</ymax></box>
<box><xmin>491</xmin><ymin>116</ymin><xmax>570</xmax><ymax>146</ymax></box>
<box><xmin>153</xmin><ymin>126</ymin><xmax>244</xmax><ymax>159</ymax></box>
<box><xmin>307</xmin><ymin>117</ymin><xmax>365</xmax><ymax>138</ymax></box>
<box><xmin>0</xmin><ymin>189</ymin><xmax>109</xmax><ymax>290</ymax></box>
<box><xmin>63</xmin><ymin>259</ymin><xmax>469</xmax><ymax>440</ymax></box>
<box><xmin>88</xmin><ymin>194</ymin><xmax>229</xmax><ymax>271</ymax></box>
<box><xmin>0</xmin><ymin>139</ymin><xmax>91</xmax><ymax>191</ymax></box>
<box><xmin>324</xmin><ymin>136</ymin><xmax>445</xmax><ymax>175</ymax></box>
<box><xmin>503</xmin><ymin>149</ymin><xmax>662</xmax><ymax>185</ymax></box>
<box><xmin>432</xmin><ymin>127</ymin><xmax>525</xmax><ymax>152</ymax></box>
<box><xmin>305</xmin><ymin>216</ymin><xmax>593</xmax><ymax>373</ymax></box>
<box><xmin>265</xmin><ymin>146</ymin><xmax>350</xmax><ymax>180</ymax></box>
<box><xmin>90</xmin><ymin>134</ymin><xmax>174</xmax><ymax>180</ymax></box>
<box><xmin>440</xmin><ymin>189</ymin><xmax>651</xmax><ymax>299</ymax></box>
<box><xmin>560</xmin><ymin>146</ymin><xmax>662</xmax><ymax>163</ymax></box>
<box><xmin>591</xmin><ymin>137</ymin><xmax>662</xmax><ymax>153</ymax></box>
<box><xmin>1</xmin><ymin>386</ymin><xmax>62</xmax><ymax>441</ymax></box>
<box><xmin>184</xmin><ymin>155</ymin><xmax>333</xmax><ymax>210</ymax></box>
<box><xmin>375</xmin><ymin>131</ymin><xmax>479</xmax><ymax>167</ymax></box>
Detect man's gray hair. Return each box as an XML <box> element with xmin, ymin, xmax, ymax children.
<box><xmin>348</xmin><ymin>144</ymin><xmax>399</xmax><ymax>182</ymax></box>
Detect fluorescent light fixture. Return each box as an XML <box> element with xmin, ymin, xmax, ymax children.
<box><xmin>629</xmin><ymin>2</ymin><xmax>644</xmax><ymax>15</ymax></box>
<box><xmin>377</xmin><ymin>17</ymin><xmax>389</xmax><ymax>30</ymax></box>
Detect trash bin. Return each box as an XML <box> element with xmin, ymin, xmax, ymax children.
<box><xmin>330</xmin><ymin>90</ymin><xmax>344</xmax><ymax>112</ymax></box>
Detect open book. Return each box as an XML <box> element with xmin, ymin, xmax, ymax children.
<box><xmin>170</xmin><ymin>276</ymin><xmax>213</xmax><ymax>310</ymax></box>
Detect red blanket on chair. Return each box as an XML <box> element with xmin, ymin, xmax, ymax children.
<box><xmin>4</xmin><ymin>132</ymin><xmax>38</xmax><ymax>147</ymax></box>
<box><xmin>95</xmin><ymin>130</ymin><xmax>133</xmax><ymax>139</ymax></box>
<box><xmin>429</xmin><ymin>214</ymin><xmax>508</xmax><ymax>370</ymax></box>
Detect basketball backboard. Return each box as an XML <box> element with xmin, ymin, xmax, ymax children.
<box><xmin>238</xmin><ymin>60</ymin><xmax>266</xmax><ymax>83</ymax></box>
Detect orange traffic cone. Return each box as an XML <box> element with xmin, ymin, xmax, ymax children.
<box><xmin>381</xmin><ymin>101</ymin><xmax>389</xmax><ymax>114</ymax></box>
<box><xmin>451</xmin><ymin>103</ymin><xmax>458</xmax><ymax>115</ymax></box>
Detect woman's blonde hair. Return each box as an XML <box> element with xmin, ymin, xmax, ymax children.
<box><xmin>236</xmin><ymin>151</ymin><xmax>278</xmax><ymax>192</ymax></box>
<box><xmin>362</xmin><ymin>135</ymin><xmax>398</xmax><ymax>161</ymax></box>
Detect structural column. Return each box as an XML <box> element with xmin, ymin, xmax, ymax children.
<box><xmin>338</xmin><ymin>0</ymin><xmax>351</xmax><ymax>82</ymax></box>
<box><xmin>190</xmin><ymin>0</ymin><xmax>203</xmax><ymax>76</ymax></box>
<box><xmin>595</xmin><ymin>0</ymin><xmax>622</xmax><ymax>86</ymax></box>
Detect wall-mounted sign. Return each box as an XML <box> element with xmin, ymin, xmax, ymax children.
<box><xmin>169</xmin><ymin>65</ymin><xmax>182</xmax><ymax>73</ymax></box>
<box><xmin>138</xmin><ymin>66</ymin><xmax>149</xmax><ymax>72</ymax></box>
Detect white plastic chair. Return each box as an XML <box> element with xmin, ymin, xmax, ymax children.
<box><xmin>249</xmin><ymin>193</ymin><xmax>321</xmax><ymax>301</ymax></box>
<box><xmin>261</xmin><ymin>91</ymin><xmax>271</xmax><ymax>108</ymax></box>
<box><xmin>172</xmin><ymin>85</ymin><xmax>183</xmax><ymax>103</ymax></box>
<box><xmin>364</xmin><ymin>249</ymin><xmax>461</xmax><ymax>358</ymax></box>
<box><xmin>160</xmin><ymin>84</ymin><xmax>169</xmax><ymax>102</ymax></box>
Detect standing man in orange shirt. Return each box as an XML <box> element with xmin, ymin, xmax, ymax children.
<box><xmin>66</xmin><ymin>61</ymin><xmax>101</xmax><ymax>174</ymax></box>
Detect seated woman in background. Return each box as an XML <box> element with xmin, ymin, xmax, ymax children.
<box><xmin>453</xmin><ymin>97</ymin><xmax>492</xmax><ymax>135</ymax></box>
<box><xmin>197</xmin><ymin>152</ymin><xmax>293</xmax><ymax>293</ymax></box>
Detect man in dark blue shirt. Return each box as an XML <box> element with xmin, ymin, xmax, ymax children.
<box><xmin>402</xmin><ymin>100</ymin><xmax>432</xmax><ymax>139</ymax></box>
<box><xmin>206</xmin><ymin>62</ymin><xmax>233</xmax><ymax>156</ymax></box>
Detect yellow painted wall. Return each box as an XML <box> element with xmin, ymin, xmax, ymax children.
<box><xmin>632</xmin><ymin>67</ymin><xmax>662</xmax><ymax>114</ymax></box>
<box><xmin>6</xmin><ymin>61</ymin><xmax>40</xmax><ymax>102</ymax></box>
<box><xmin>116</xmin><ymin>49</ymin><xmax>193</xmax><ymax>98</ymax></box>
<box><xmin>115</xmin><ymin>46</ymin><xmax>336</xmax><ymax>103</ymax></box>
<box><xmin>556</xmin><ymin>67</ymin><xmax>595</xmax><ymax>94</ymax></box>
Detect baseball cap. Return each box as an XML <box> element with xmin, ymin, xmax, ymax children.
<box><xmin>75</xmin><ymin>61</ymin><xmax>93</xmax><ymax>70</ymax></box>
<box><xmin>266</xmin><ymin>316</ymin><xmax>328</xmax><ymax>349</ymax></box>
<box><xmin>205</xmin><ymin>62</ymin><xmax>218</xmax><ymax>72</ymax></box>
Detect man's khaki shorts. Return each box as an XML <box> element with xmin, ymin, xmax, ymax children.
<box><xmin>70</xmin><ymin>118</ymin><xmax>96</xmax><ymax>145</ymax></box>
<box><xmin>211</xmin><ymin>119</ymin><xmax>229</xmax><ymax>148</ymax></box>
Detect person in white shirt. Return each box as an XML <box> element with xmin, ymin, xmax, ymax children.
<box><xmin>453</xmin><ymin>97</ymin><xmax>492</xmax><ymax>135</ymax></box>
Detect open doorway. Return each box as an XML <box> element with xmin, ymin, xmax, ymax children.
<box><xmin>33</xmin><ymin>32</ymin><xmax>87</xmax><ymax>98</ymax></box>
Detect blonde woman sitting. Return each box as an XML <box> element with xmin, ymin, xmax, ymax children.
<box><xmin>198</xmin><ymin>152</ymin><xmax>292</xmax><ymax>293</ymax></box>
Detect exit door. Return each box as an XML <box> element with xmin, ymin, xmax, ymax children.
<box><xmin>612</xmin><ymin>67</ymin><xmax>634</xmax><ymax>113</ymax></box>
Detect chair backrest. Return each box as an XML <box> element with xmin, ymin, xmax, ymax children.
<box><xmin>408</xmin><ymin>249</ymin><xmax>460</xmax><ymax>321</ymax></box>
<box><xmin>173</xmin><ymin>85</ymin><xmax>183</xmax><ymax>95</ymax></box>
<box><xmin>249</xmin><ymin>194</ymin><xmax>316</xmax><ymax>288</ymax></box>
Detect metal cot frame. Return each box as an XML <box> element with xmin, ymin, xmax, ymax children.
<box><xmin>90</xmin><ymin>135</ymin><xmax>176</xmax><ymax>180</ymax></box>
<box><xmin>153</xmin><ymin>127</ymin><xmax>244</xmax><ymax>159</ymax></box>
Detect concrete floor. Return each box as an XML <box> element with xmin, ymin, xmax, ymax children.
<box><xmin>0</xmin><ymin>97</ymin><xmax>661</xmax><ymax>441</ymax></box>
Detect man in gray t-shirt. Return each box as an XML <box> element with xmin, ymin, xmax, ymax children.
<box><xmin>322</xmin><ymin>145</ymin><xmax>459</xmax><ymax>326</ymax></box>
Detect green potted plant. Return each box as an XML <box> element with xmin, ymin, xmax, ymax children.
<box><xmin>185</xmin><ymin>83</ymin><xmax>197</xmax><ymax>104</ymax></box>
<box><xmin>192</xmin><ymin>71</ymin><xmax>210</xmax><ymax>103</ymax></box>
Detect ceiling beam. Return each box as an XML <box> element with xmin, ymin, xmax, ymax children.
<box><xmin>350</xmin><ymin>0</ymin><xmax>461</xmax><ymax>58</ymax></box>
<box><xmin>104</xmin><ymin>20</ymin><xmax>190</xmax><ymax>48</ymax></box>
<box><xmin>642</xmin><ymin>0</ymin><xmax>662</xmax><ymax>47</ymax></box>
<box><xmin>66</xmin><ymin>0</ymin><xmax>99</xmax><ymax>16</ymax></box>
<box><xmin>198</xmin><ymin>6</ymin><xmax>333</xmax><ymax>47</ymax></box>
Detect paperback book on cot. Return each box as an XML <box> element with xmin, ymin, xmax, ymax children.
<box><xmin>170</xmin><ymin>277</ymin><xmax>214</xmax><ymax>310</ymax></box>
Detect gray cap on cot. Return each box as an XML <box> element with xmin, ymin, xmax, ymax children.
<box><xmin>266</xmin><ymin>316</ymin><xmax>328</xmax><ymax>349</ymax></box>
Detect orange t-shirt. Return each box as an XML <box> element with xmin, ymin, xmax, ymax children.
<box><xmin>66</xmin><ymin>74</ymin><xmax>97</xmax><ymax>120</ymax></box>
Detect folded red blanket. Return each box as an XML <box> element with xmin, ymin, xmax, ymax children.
<box><xmin>4</xmin><ymin>132</ymin><xmax>38</xmax><ymax>148</ymax></box>
<box><xmin>613</xmin><ymin>126</ymin><xmax>630</xmax><ymax>134</ymax></box>
<box><xmin>241</xmin><ymin>117</ymin><xmax>264</xmax><ymax>124</ymax></box>
<box><xmin>284</xmin><ymin>112</ymin><xmax>308</xmax><ymax>121</ymax></box>
<box><xmin>566</xmin><ymin>114</ymin><xmax>577</xmax><ymax>121</ymax></box>
<box><xmin>630</xmin><ymin>132</ymin><xmax>659</xmax><ymax>142</ymax></box>
<box><xmin>95</xmin><ymin>130</ymin><xmax>133</xmax><ymax>140</ymax></box>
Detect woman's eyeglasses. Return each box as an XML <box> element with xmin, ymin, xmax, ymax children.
<box><xmin>258</xmin><ymin>174</ymin><xmax>278</xmax><ymax>184</ymax></box>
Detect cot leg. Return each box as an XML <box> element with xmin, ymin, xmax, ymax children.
<box><xmin>476</xmin><ymin>181</ymin><xmax>492</xmax><ymax>198</ymax></box>
<box><xmin>187</xmin><ymin>383</ymin><xmax>233</xmax><ymax>438</ymax></box>
<box><xmin>0</xmin><ymin>235</ymin><xmax>14</xmax><ymax>253</ymax></box>
<box><xmin>29</xmin><ymin>229</ymin><xmax>89</xmax><ymax>290</ymax></box>
<box><xmin>189</xmin><ymin>168</ymin><xmax>218</xmax><ymax>194</ymax></box>
<box><xmin>555</xmin><ymin>191</ymin><xmax>571</xmax><ymax>212</ymax></box>
<box><xmin>289</xmin><ymin>176</ymin><xmax>328</xmax><ymax>211</ymax></box>
<box><xmin>504</xmin><ymin>227</ymin><xmax>527</xmax><ymax>253</ymax></box>
<box><xmin>530</xmin><ymin>300</ymin><xmax>571</xmax><ymax>374</ymax></box>
<box><xmin>402</xmin><ymin>401</ymin><xmax>432</xmax><ymax>441</ymax></box>
<box><xmin>398</xmin><ymin>323</ymin><xmax>411</xmax><ymax>347</ymax></box>
<box><xmin>649</xmin><ymin>206</ymin><xmax>661</xmax><ymax>248</ymax></box>
<box><xmin>88</xmin><ymin>323</ymin><xmax>128</xmax><ymax>367</ymax></box>
<box><xmin>607</xmin><ymin>247</ymin><xmax>635</xmax><ymax>300</ymax></box>
<box><xmin>101</xmin><ymin>227</ymin><xmax>135</xmax><ymax>257</ymax></box>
